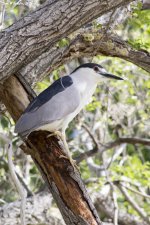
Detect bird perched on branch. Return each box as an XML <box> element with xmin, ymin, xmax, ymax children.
<box><xmin>15</xmin><ymin>63</ymin><xmax>123</xmax><ymax>167</ymax></box>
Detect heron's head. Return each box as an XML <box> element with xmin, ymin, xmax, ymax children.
<box><xmin>73</xmin><ymin>63</ymin><xmax>123</xmax><ymax>82</ymax></box>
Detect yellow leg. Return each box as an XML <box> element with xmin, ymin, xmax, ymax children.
<box><xmin>47</xmin><ymin>131</ymin><xmax>70</xmax><ymax>156</ymax></box>
<box><xmin>47</xmin><ymin>130</ymin><xmax>78</xmax><ymax>170</ymax></box>
<box><xmin>60</xmin><ymin>132</ymin><xmax>78</xmax><ymax>171</ymax></box>
<box><xmin>47</xmin><ymin>131</ymin><xmax>62</xmax><ymax>139</ymax></box>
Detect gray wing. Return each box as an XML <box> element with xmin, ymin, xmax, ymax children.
<box><xmin>15</xmin><ymin>77</ymin><xmax>80</xmax><ymax>136</ymax></box>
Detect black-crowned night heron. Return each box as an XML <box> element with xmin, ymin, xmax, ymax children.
<box><xmin>15</xmin><ymin>63</ymin><xmax>123</xmax><ymax>166</ymax></box>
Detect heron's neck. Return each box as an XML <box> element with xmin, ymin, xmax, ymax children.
<box><xmin>70</xmin><ymin>71</ymin><xmax>98</xmax><ymax>97</ymax></box>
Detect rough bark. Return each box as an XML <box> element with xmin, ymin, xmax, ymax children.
<box><xmin>19</xmin><ymin>31</ymin><xmax>150</xmax><ymax>86</ymax></box>
<box><xmin>0</xmin><ymin>76</ymin><xmax>30</xmax><ymax>121</ymax></box>
<box><xmin>1</xmin><ymin>30</ymin><xmax>150</xmax><ymax>112</ymax></box>
<box><xmin>0</xmin><ymin>0</ymin><xmax>134</xmax><ymax>81</ymax></box>
<box><xmin>0</xmin><ymin>76</ymin><xmax>101</xmax><ymax>225</ymax></box>
<box><xmin>142</xmin><ymin>0</ymin><xmax>150</xmax><ymax>10</ymax></box>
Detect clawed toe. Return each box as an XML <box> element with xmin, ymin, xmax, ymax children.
<box><xmin>47</xmin><ymin>131</ymin><xmax>62</xmax><ymax>139</ymax></box>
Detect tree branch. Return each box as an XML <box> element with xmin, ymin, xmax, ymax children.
<box><xmin>7</xmin><ymin>141</ymin><xmax>27</xmax><ymax>225</ymax></box>
<box><xmin>75</xmin><ymin>137</ymin><xmax>150</xmax><ymax>163</ymax></box>
<box><xmin>116</xmin><ymin>183</ymin><xmax>150</xmax><ymax>225</ymax></box>
<box><xmin>19</xmin><ymin>31</ymin><xmax>150</xmax><ymax>86</ymax></box>
<box><xmin>0</xmin><ymin>0</ymin><xmax>134</xmax><ymax>81</ymax></box>
<box><xmin>0</xmin><ymin>133</ymin><xmax>27</xmax><ymax>225</ymax></box>
<box><xmin>114</xmin><ymin>181</ymin><xmax>150</xmax><ymax>200</ymax></box>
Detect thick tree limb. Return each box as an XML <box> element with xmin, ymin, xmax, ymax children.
<box><xmin>142</xmin><ymin>0</ymin><xmax>150</xmax><ymax>10</ymax></box>
<box><xmin>0</xmin><ymin>0</ymin><xmax>135</xmax><ymax>81</ymax></box>
<box><xmin>19</xmin><ymin>31</ymin><xmax>150</xmax><ymax>86</ymax></box>
<box><xmin>0</xmin><ymin>31</ymin><xmax>149</xmax><ymax>112</ymax></box>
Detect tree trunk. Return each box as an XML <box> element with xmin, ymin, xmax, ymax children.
<box><xmin>0</xmin><ymin>75</ymin><xmax>102</xmax><ymax>225</ymax></box>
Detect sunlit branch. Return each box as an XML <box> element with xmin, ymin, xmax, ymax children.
<box><xmin>75</xmin><ymin>137</ymin><xmax>150</xmax><ymax>163</ymax></box>
<box><xmin>116</xmin><ymin>183</ymin><xmax>150</xmax><ymax>224</ymax></box>
<box><xmin>114</xmin><ymin>181</ymin><xmax>150</xmax><ymax>200</ymax></box>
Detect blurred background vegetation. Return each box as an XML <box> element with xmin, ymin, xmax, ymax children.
<box><xmin>0</xmin><ymin>0</ymin><xmax>150</xmax><ymax>223</ymax></box>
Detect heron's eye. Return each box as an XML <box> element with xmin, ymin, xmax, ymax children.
<box><xmin>94</xmin><ymin>66</ymin><xmax>99</xmax><ymax>72</ymax></box>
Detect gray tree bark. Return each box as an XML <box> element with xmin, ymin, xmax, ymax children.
<box><xmin>0</xmin><ymin>0</ymin><xmax>134</xmax><ymax>81</ymax></box>
<box><xmin>19</xmin><ymin>31</ymin><xmax>150</xmax><ymax>86</ymax></box>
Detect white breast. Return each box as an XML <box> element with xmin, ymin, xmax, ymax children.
<box><xmin>61</xmin><ymin>75</ymin><xmax>97</xmax><ymax>130</ymax></box>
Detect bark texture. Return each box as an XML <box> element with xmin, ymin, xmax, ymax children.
<box><xmin>0</xmin><ymin>76</ymin><xmax>30</xmax><ymax>121</ymax></box>
<box><xmin>0</xmin><ymin>76</ymin><xmax>101</xmax><ymax>225</ymax></box>
<box><xmin>28</xmin><ymin>131</ymin><xmax>101</xmax><ymax>225</ymax></box>
<box><xmin>0</xmin><ymin>0</ymin><xmax>134</xmax><ymax>81</ymax></box>
<box><xmin>19</xmin><ymin>31</ymin><xmax>150</xmax><ymax>86</ymax></box>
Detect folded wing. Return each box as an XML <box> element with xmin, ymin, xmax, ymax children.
<box><xmin>15</xmin><ymin>76</ymin><xmax>80</xmax><ymax>136</ymax></box>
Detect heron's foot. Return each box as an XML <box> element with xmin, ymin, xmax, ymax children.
<box><xmin>47</xmin><ymin>131</ymin><xmax>62</xmax><ymax>140</ymax></box>
<box><xmin>59</xmin><ymin>155</ymin><xmax>79</xmax><ymax>171</ymax></box>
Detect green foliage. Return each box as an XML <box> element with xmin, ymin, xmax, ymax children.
<box><xmin>85</xmin><ymin>97</ymin><xmax>101</xmax><ymax>111</ymax></box>
<box><xmin>0</xmin><ymin>116</ymin><xmax>9</xmax><ymax>129</ymax></box>
<box><xmin>111</xmin><ymin>155</ymin><xmax>150</xmax><ymax>185</ymax></box>
<box><xmin>127</xmin><ymin>7</ymin><xmax>150</xmax><ymax>50</ymax></box>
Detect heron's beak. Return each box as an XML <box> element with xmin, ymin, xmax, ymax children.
<box><xmin>100</xmin><ymin>72</ymin><xmax>123</xmax><ymax>80</ymax></box>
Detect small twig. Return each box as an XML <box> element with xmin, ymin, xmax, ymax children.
<box><xmin>102</xmin><ymin>154</ymin><xmax>119</xmax><ymax>225</ymax></box>
<box><xmin>16</xmin><ymin>72</ymin><xmax>37</xmax><ymax>100</ymax></box>
<box><xmin>81</xmin><ymin>112</ymin><xmax>119</xmax><ymax>224</ymax></box>
<box><xmin>7</xmin><ymin>142</ymin><xmax>27</xmax><ymax>225</ymax></box>
<box><xmin>119</xmin><ymin>182</ymin><xmax>150</xmax><ymax>200</ymax></box>
<box><xmin>0</xmin><ymin>133</ymin><xmax>27</xmax><ymax>225</ymax></box>
<box><xmin>0</xmin><ymin>3</ymin><xmax>5</xmax><ymax>27</ymax></box>
<box><xmin>106</xmin><ymin>144</ymin><xmax>126</xmax><ymax>169</ymax></box>
<box><xmin>111</xmin><ymin>186</ymin><xmax>119</xmax><ymax>225</ymax></box>
<box><xmin>86</xmin><ymin>157</ymin><xmax>105</xmax><ymax>176</ymax></box>
<box><xmin>84</xmin><ymin>177</ymin><xmax>99</xmax><ymax>185</ymax></box>
<box><xmin>116</xmin><ymin>183</ymin><xmax>150</xmax><ymax>224</ymax></box>
<box><xmin>16</xmin><ymin>172</ymin><xmax>33</xmax><ymax>197</ymax></box>
<box><xmin>0</xmin><ymin>156</ymin><xmax>33</xmax><ymax>197</ymax></box>
<box><xmin>106</xmin><ymin>151</ymin><xmax>116</xmax><ymax>169</ymax></box>
<box><xmin>75</xmin><ymin>147</ymin><xmax>98</xmax><ymax>163</ymax></box>
<box><xmin>105</xmin><ymin>9</ymin><xmax>116</xmax><ymax>32</ymax></box>
<box><xmin>82</xmin><ymin>123</ymin><xmax>104</xmax><ymax>149</ymax></box>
